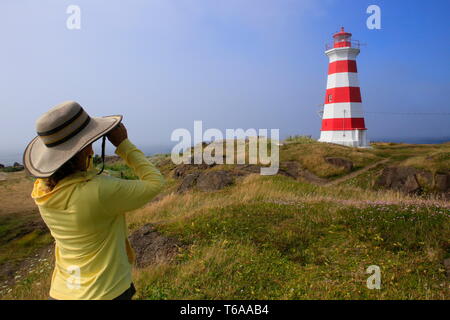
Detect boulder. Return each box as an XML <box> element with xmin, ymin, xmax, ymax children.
<box><xmin>129</xmin><ymin>224</ymin><xmax>181</xmax><ymax>268</ymax></box>
<box><xmin>278</xmin><ymin>161</ymin><xmax>300</xmax><ymax>179</ymax></box>
<box><xmin>375</xmin><ymin>166</ymin><xmax>432</xmax><ymax>194</ymax></box>
<box><xmin>403</xmin><ymin>175</ymin><xmax>421</xmax><ymax>193</ymax></box>
<box><xmin>177</xmin><ymin>172</ymin><xmax>200</xmax><ymax>193</ymax></box>
<box><xmin>435</xmin><ymin>173</ymin><xmax>450</xmax><ymax>192</ymax></box>
<box><xmin>10</xmin><ymin>162</ymin><xmax>24</xmax><ymax>171</ymax></box>
<box><xmin>0</xmin><ymin>163</ymin><xmax>4</xmax><ymax>169</ymax></box>
<box><xmin>324</xmin><ymin>157</ymin><xmax>353</xmax><ymax>171</ymax></box>
<box><xmin>196</xmin><ymin>170</ymin><xmax>234</xmax><ymax>191</ymax></box>
<box><xmin>444</xmin><ymin>258</ymin><xmax>450</xmax><ymax>278</ymax></box>
<box><xmin>172</xmin><ymin>163</ymin><xmax>215</xmax><ymax>179</ymax></box>
<box><xmin>235</xmin><ymin>164</ymin><xmax>262</xmax><ymax>175</ymax></box>
<box><xmin>172</xmin><ymin>164</ymin><xmax>192</xmax><ymax>178</ymax></box>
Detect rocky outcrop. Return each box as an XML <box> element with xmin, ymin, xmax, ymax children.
<box><xmin>444</xmin><ymin>258</ymin><xmax>450</xmax><ymax>278</ymax></box>
<box><xmin>435</xmin><ymin>173</ymin><xmax>450</xmax><ymax>192</ymax></box>
<box><xmin>13</xmin><ymin>162</ymin><xmax>24</xmax><ymax>170</ymax></box>
<box><xmin>174</xmin><ymin>160</ymin><xmax>331</xmax><ymax>193</ymax></box>
<box><xmin>177</xmin><ymin>172</ymin><xmax>201</xmax><ymax>193</ymax></box>
<box><xmin>177</xmin><ymin>170</ymin><xmax>235</xmax><ymax>193</ymax></box>
<box><xmin>278</xmin><ymin>161</ymin><xmax>300</xmax><ymax>179</ymax></box>
<box><xmin>325</xmin><ymin>157</ymin><xmax>353</xmax><ymax>171</ymax></box>
<box><xmin>172</xmin><ymin>163</ymin><xmax>215</xmax><ymax>179</ymax></box>
<box><xmin>196</xmin><ymin>171</ymin><xmax>234</xmax><ymax>192</ymax></box>
<box><xmin>375</xmin><ymin>166</ymin><xmax>449</xmax><ymax>194</ymax></box>
<box><xmin>278</xmin><ymin>161</ymin><xmax>329</xmax><ymax>185</ymax></box>
<box><xmin>0</xmin><ymin>162</ymin><xmax>24</xmax><ymax>172</ymax></box>
<box><xmin>235</xmin><ymin>164</ymin><xmax>262</xmax><ymax>175</ymax></box>
<box><xmin>129</xmin><ymin>224</ymin><xmax>181</xmax><ymax>268</ymax></box>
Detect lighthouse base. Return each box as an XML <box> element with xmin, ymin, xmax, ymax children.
<box><xmin>319</xmin><ymin>129</ymin><xmax>369</xmax><ymax>148</ymax></box>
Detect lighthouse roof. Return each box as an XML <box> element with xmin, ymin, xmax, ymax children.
<box><xmin>333</xmin><ymin>27</ymin><xmax>352</xmax><ymax>39</ymax></box>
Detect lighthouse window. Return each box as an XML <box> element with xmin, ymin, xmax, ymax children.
<box><xmin>328</xmin><ymin>94</ymin><xmax>333</xmax><ymax>102</ymax></box>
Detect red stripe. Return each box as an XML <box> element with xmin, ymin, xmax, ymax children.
<box><xmin>328</xmin><ymin>60</ymin><xmax>357</xmax><ymax>75</ymax></box>
<box><xmin>325</xmin><ymin>87</ymin><xmax>361</xmax><ymax>104</ymax></box>
<box><xmin>321</xmin><ymin>118</ymin><xmax>366</xmax><ymax>131</ymax></box>
<box><xmin>334</xmin><ymin>41</ymin><xmax>351</xmax><ymax>48</ymax></box>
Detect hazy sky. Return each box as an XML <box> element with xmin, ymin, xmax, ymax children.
<box><xmin>1</xmin><ymin>0</ymin><xmax>449</xmax><ymax>159</ymax></box>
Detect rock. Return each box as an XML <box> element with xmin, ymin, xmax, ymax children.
<box><xmin>0</xmin><ymin>163</ymin><xmax>4</xmax><ymax>169</ymax></box>
<box><xmin>324</xmin><ymin>157</ymin><xmax>353</xmax><ymax>171</ymax></box>
<box><xmin>172</xmin><ymin>164</ymin><xmax>191</xmax><ymax>178</ymax></box>
<box><xmin>375</xmin><ymin>166</ymin><xmax>428</xmax><ymax>194</ymax></box>
<box><xmin>403</xmin><ymin>175</ymin><xmax>421</xmax><ymax>193</ymax></box>
<box><xmin>7</xmin><ymin>162</ymin><xmax>24</xmax><ymax>171</ymax></box>
<box><xmin>278</xmin><ymin>162</ymin><xmax>300</xmax><ymax>179</ymax></box>
<box><xmin>172</xmin><ymin>163</ymin><xmax>215</xmax><ymax>179</ymax></box>
<box><xmin>417</xmin><ymin>171</ymin><xmax>433</xmax><ymax>186</ymax></box>
<box><xmin>196</xmin><ymin>170</ymin><xmax>234</xmax><ymax>191</ymax></box>
<box><xmin>129</xmin><ymin>224</ymin><xmax>181</xmax><ymax>268</ymax></box>
<box><xmin>177</xmin><ymin>172</ymin><xmax>200</xmax><ymax>193</ymax></box>
<box><xmin>444</xmin><ymin>258</ymin><xmax>450</xmax><ymax>278</ymax></box>
<box><xmin>435</xmin><ymin>173</ymin><xmax>450</xmax><ymax>192</ymax></box>
<box><xmin>235</xmin><ymin>164</ymin><xmax>262</xmax><ymax>175</ymax></box>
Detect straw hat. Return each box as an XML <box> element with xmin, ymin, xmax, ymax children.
<box><xmin>23</xmin><ymin>101</ymin><xmax>122</xmax><ymax>178</ymax></box>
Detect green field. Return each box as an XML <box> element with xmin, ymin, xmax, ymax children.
<box><xmin>1</xmin><ymin>139</ymin><xmax>449</xmax><ymax>300</ymax></box>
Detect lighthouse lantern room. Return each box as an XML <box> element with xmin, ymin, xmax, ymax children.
<box><xmin>318</xmin><ymin>27</ymin><xmax>369</xmax><ymax>148</ymax></box>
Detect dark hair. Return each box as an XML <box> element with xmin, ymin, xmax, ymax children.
<box><xmin>45</xmin><ymin>156</ymin><xmax>79</xmax><ymax>190</ymax></box>
<box><xmin>43</xmin><ymin>137</ymin><xmax>106</xmax><ymax>190</ymax></box>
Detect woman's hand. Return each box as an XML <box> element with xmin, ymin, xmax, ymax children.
<box><xmin>107</xmin><ymin>123</ymin><xmax>128</xmax><ymax>147</ymax></box>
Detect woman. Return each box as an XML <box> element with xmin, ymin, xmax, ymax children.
<box><xmin>23</xmin><ymin>101</ymin><xmax>165</xmax><ymax>300</ymax></box>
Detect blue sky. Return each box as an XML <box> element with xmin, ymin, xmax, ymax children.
<box><xmin>0</xmin><ymin>0</ymin><xmax>449</xmax><ymax>160</ymax></box>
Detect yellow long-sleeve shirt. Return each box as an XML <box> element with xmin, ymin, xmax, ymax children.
<box><xmin>31</xmin><ymin>139</ymin><xmax>165</xmax><ymax>300</ymax></box>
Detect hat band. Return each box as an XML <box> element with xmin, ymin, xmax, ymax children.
<box><xmin>37</xmin><ymin>107</ymin><xmax>84</xmax><ymax>136</ymax></box>
<box><xmin>44</xmin><ymin>116</ymin><xmax>91</xmax><ymax>148</ymax></box>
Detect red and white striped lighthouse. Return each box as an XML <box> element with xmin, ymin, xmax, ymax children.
<box><xmin>319</xmin><ymin>27</ymin><xmax>369</xmax><ymax>147</ymax></box>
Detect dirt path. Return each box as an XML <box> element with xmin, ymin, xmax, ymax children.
<box><xmin>324</xmin><ymin>159</ymin><xmax>389</xmax><ymax>186</ymax></box>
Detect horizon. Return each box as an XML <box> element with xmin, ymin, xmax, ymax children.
<box><xmin>1</xmin><ymin>0</ymin><xmax>449</xmax><ymax>164</ymax></box>
<box><xmin>1</xmin><ymin>135</ymin><xmax>449</xmax><ymax>166</ymax></box>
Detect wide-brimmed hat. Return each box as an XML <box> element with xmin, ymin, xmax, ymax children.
<box><xmin>23</xmin><ymin>101</ymin><xmax>122</xmax><ymax>178</ymax></box>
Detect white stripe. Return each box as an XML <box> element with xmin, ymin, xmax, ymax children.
<box><xmin>326</xmin><ymin>47</ymin><xmax>360</xmax><ymax>63</ymax></box>
<box><xmin>327</xmin><ymin>73</ymin><xmax>359</xmax><ymax>89</ymax></box>
<box><xmin>322</xmin><ymin>102</ymin><xmax>365</xmax><ymax>119</ymax></box>
<box><xmin>319</xmin><ymin>129</ymin><xmax>369</xmax><ymax>148</ymax></box>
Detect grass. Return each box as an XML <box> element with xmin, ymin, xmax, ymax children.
<box><xmin>0</xmin><ymin>214</ymin><xmax>52</xmax><ymax>266</ymax></box>
<box><xmin>1</xmin><ymin>140</ymin><xmax>449</xmax><ymax>300</ymax></box>
<box><xmin>125</xmin><ymin>174</ymin><xmax>449</xmax><ymax>300</ymax></box>
<box><xmin>280</xmin><ymin>140</ymin><xmax>380</xmax><ymax>178</ymax></box>
<box><xmin>0</xmin><ymin>213</ymin><xmax>53</xmax><ymax>300</ymax></box>
<box><xmin>371</xmin><ymin>142</ymin><xmax>450</xmax><ymax>169</ymax></box>
<box><xmin>102</xmin><ymin>163</ymin><xmax>138</xmax><ymax>180</ymax></box>
<box><xmin>131</xmin><ymin>198</ymin><xmax>448</xmax><ymax>300</ymax></box>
